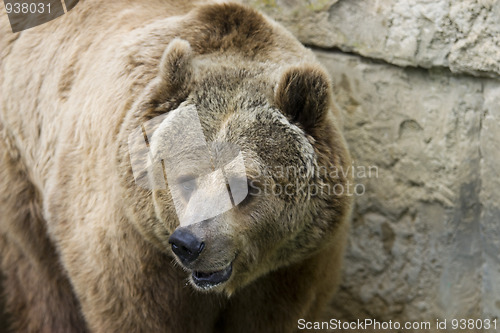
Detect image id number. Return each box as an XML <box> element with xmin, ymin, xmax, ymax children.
<box><xmin>5</xmin><ymin>2</ymin><xmax>51</xmax><ymax>14</ymax></box>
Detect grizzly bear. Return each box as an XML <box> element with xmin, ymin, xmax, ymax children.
<box><xmin>0</xmin><ymin>0</ymin><xmax>352</xmax><ymax>332</ymax></box>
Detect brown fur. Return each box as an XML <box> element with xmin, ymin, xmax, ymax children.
<box><xmin>0</xmin><ymin>1</ymin><xmax>352</xmax><ymax>332</ymax></box>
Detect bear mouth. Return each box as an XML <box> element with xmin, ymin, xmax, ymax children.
<box><xmin>191</xmin><ymin>263</ymin><xmax>233</xmax><ymax>290</ymax></box>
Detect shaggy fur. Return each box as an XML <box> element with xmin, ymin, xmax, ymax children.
<box><xmin>0</xmin><ymin>1</ymin><xmax>352</xmax><ymax>332</ymax></box>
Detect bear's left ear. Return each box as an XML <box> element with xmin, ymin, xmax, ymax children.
<box><xmin>275</xmin><ymin>65</ymin><xmax>331</xmax><ymax>133</ymax></box>
<box><xmin>155</xmin><ymin>38</ymin><xmax>193</xmax><ymax>100</ymax></box>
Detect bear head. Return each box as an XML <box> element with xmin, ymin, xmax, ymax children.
<box><xmin>122</xmin><ymin>31</ymin><xmax>352</xmax><ymax>294</ymax></box>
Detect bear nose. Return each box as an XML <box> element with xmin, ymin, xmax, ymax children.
<box><xmin>168</xmin><ymin>228</ymin><xmax>204</xmax><ymax>264</ymax></box>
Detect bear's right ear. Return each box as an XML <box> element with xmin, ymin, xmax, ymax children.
<box><xmin>155</xmin><ymin>38</ymin><xmax>193</xmax><ymax>100</ymax></box>
<box><xmin>275</xmin><ymin>65</ymin><xmax>331</xmax><ymax>135</ymax></box>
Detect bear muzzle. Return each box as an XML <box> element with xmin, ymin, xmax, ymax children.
<box><xmin>169</xmin><ymin>226</ymin><xmax>235</xmax><ymax>290</ymax></box>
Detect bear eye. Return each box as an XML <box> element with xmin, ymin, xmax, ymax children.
<box><xmin>177</xmin><ymin>177</ymin><xmax>197</xmax><ymax>201</ymax></box>
<box><xmin>235</xmin><ymin>178</ymin><xmax>261</xmax><ymax>207</ymax></box>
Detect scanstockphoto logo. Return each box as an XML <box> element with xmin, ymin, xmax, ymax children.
<box><xmin>128</xmin><ymin>106</ymin><xmax>249</xmax><ymax>228</ymax></box>
<box><xmin>249</xmin><ymin>163</ymin><xmax>377</xmax><ymax>198</ymax></box>
<box><xmin>127</xmin><ymin>106</ymin><xmax>378</xmax><ymax>226</ymax></box>
<box><xmin>3</xmin><ymin>0</ymin><xmax>79</xmax><ymax>33</ymax></box>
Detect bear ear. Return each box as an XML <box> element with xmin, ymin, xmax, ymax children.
<box><xmin>156</xmin><ymin>38</ymin><xmax>193</xmax><ymax>99</ymax></box>
<box><xmin>275</xmin><ymin>65</ymin><xmax>331</xmax><ymax>133</ymax></box>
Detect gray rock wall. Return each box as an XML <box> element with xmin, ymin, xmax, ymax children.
<box><xmin>245</xmin><ymin>0</ymin><xmax>500</xmax><ymax>77</ymax></box>
<box><xmin>242</xmin><ymin>1</ymin><xmax>500</xmax><ymax>331</ymax></box>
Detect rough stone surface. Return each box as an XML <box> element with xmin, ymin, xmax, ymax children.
<box><xmin>318</xmin><ymin>51</ymin><xmax>499</xmax><ymax>331</ymax></box>
<box><xmin>243</xmin><ymin>0</ymin><xmax>500</xmax><ymax>78</ymax></box>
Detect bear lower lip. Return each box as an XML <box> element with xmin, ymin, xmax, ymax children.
<box><xmin>191</xmin><ymin>263</ymin><xmax>233</xmax><ymax>290</ymax></box>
